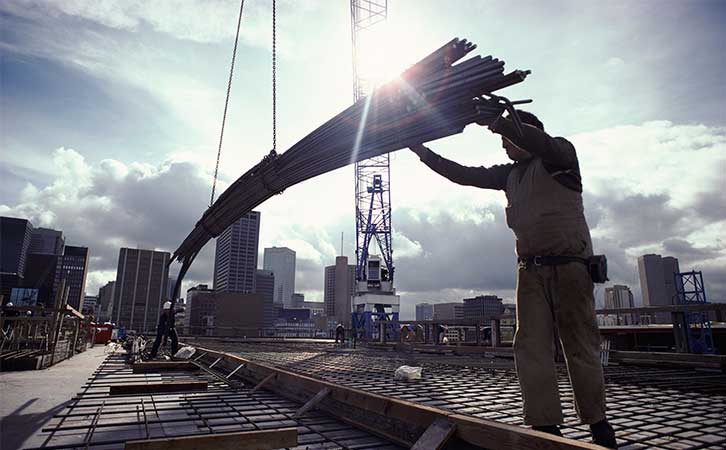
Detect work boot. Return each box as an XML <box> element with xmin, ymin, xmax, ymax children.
<box><xmin>590</xmin><ymin>419</ymin><xmax>617</xmax><ymax>448</ymax></box>
<box><xmin>532</xmin><ymin>425</ymin><xmax>562</xmax><ymax>436</ymax></box>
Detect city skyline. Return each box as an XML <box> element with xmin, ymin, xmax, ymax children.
<box><xmin>1</xmin><ymin>2</ymin><xmax>724</xmax><ymax>319</ymax></box>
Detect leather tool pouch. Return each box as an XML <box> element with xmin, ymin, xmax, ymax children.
<box><xmin>588</xmin><ymin>255</ymin><xmax>608</xmax><ymax>283</ymax></box>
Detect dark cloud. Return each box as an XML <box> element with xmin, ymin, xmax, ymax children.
<box><xmin>394</xmin><ymin>206</ymin><xmax>517</xmax><ymax>293</ymax></box>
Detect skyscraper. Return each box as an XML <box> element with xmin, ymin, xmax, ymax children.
<box><xmin>604</xmin><ymin>284</ymin><xmax>636</xmax><ymax>324</ymax></box>
<box><xmin>98</xmin><ymin>281</ymin><xmax>116</xmax><ymax>322</ymax></box>
<box><xmin>638</xmin><ymin>254</ymin><xmax>680</xmax><ymax>323</ymax></box>
<box><xmin>0</xmin><ymin>216</ymin><xmax>33</xmax><ymax>299</ymax></box>
<box><xmin>214</xmin><ymin>212</ymin><xmax>260</xmax><ymax>293</ymax></box>
<box><xmin>254</xmin><ymin>269</ymin><xmax>275</xmax><ymax>327</ymax></box>
<box><xmin>263</xmin><ymin>247</ymin><xmax>296</xmax><ymax>307</ymax></box>
<box><xmin>323</xmin><ymin>256</ymin><xmax>356</xmax><ymax>323</ymax></box>
<box><xmin>415</xmin><ymin>303</ymin><xmax>434</xmax><ymax>321</ymax></box>
<box><xmin>463</xmin><ymin>295</ymin><xmax>504</xmax><ymax>321</ymax></box>
<box><xmin>53</xmin><ymin>245</ymin><xmax>89</xmax><ymax>311</ymax></box>
<box><xmin>29</xmin><ymin>227</ymin><xmax>64</xmax><ymax>255</ymax></box>
<box><xmin>112</xmin><ymin>248</ymin><xmax>170</xmax><ymax>332</ymax></box>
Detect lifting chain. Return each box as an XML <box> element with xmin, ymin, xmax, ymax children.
<box><xmin>272</xmin><ymin>0</ymin><xmax>277</xmax><ymax>153</ymax></box>
<box><xmin>210</xmin><ymin>0</ymin><xmax>246</xmax><ymax>207</ymax></box>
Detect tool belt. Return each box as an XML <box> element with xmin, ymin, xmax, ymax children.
<box><xmin>518</xmin><ymin>254</ymin><xmax>608</xmax><ymax>283</ymax></box>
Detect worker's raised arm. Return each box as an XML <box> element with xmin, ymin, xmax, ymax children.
<box><xmin>491</xmin><ymin>117</ymin><xmax>576</xmax><ymax>168</ymax></box>
<box><xmin>410</xmin><ymin>144</ymin><xmax>511</xmax><ymax>190</ymax></box>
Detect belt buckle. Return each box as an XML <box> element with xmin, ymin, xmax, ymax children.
<box><xmin>533</xmin><ymin>256</ymin><xmax>543</xmax><ymax>266</ymax></box>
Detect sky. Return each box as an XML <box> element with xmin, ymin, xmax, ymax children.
<box><xmin>1</xmin><ymin>0</ymin><xmax>725</xmax><ymax>318</ymax></box>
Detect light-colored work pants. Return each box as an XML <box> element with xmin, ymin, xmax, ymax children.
<box><xmin>513</xmin><ymin>262</ymin><xmax>606</xmax><ymax>426</ymax></box>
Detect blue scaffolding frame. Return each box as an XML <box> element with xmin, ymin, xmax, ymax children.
<box><xmin>675</xmin><ymin>271</ymin><xmax>715</xmax><ymax>354</ymax></box>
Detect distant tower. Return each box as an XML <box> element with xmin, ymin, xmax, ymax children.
<box><xmin>53</xmin><ymin>246</ymin><xmax>89</xmax><ymax>311</ymax></box>
<box><xmin>112</xmin><ymin>248</ymin><xmax>170</xmax><ymax>332</ymax></box>
<box><xmin>213</xmin><ymin>211</ymin><xmax>260</xmax><ymax>293</ymax></box>
<box><xmin>638</xmin><ymin>254</ymin><xmax>680</xmax><ymax>323</ymax></box>
<box><xmin>263</xmin><ymin>247</ymin><xmax>296</xmax><ymax>307</ymax></box>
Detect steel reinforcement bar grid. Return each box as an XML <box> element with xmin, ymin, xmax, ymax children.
<box><xmin>199</xmin><ymin>341</ymin><xmax>726</xmax><ymax>450</ymax></box>
<box><xmin>26</xmin><ymin>353</ymin><xmax>403</xmax><ymax>450</ymax></box>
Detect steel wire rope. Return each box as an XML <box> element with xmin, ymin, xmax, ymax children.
<box><xmin>210</xmin><ymin>0</ymin><xmax>245</xmax><ymax>207</ymax></box>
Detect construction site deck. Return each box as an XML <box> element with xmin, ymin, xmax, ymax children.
<box><xmin>5</xmin><ymin>338</ymin><xmax>724</xmax><ymax>450</ymax></box>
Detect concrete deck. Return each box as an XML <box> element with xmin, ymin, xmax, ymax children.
<box><xmin>0</xmin><ymin>345</ymin><xmax>108</xmax><ymax>450</ymax></box>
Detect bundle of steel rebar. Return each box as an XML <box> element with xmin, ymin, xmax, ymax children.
<box><xmin>170</xmin><ymin>38</ymin><xmax>530</xmax><ymax>297</ymax></box>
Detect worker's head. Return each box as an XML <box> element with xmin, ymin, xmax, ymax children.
<box><xmin>163</xmin><ymin>301</ymin><xmax>172</xmax><ymax>310</ymax></box>
<box><xmin>501</xmin><ymin>110</ymin><xmax>543</xmax><ymax>162</ymax></box>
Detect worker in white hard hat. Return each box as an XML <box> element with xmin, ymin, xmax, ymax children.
<box><xmin>149</xmin><ymin>300</ymin><xmax>178</xmax><ymax>358</ymax></box>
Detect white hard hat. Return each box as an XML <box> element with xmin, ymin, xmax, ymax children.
<box><xmin>6</xmin><ymin>302</ymin><xmax>13</xmax><ymax>307</ymax></box>
<box><xmin>163</xmin><ymin>301</ymin><xmax>172</xmax><ymax>310</ymax></box>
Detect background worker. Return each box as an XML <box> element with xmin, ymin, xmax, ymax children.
<box><xmin>149</xmin><ymin>301</ymin><xmax>178</xmax><ymax>358</ymax></box>
<box><xmin>409</xmin><ymin>111</ymin><xmax>616</xmax><ymax>448</ymax></box>
<box><xmin>334</xmin><ymin>323</ymin><xmax>345</xmax><ymax>345</ymax></box>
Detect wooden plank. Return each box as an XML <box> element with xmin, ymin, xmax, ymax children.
<box><xmin>294</xmin><ymin>387</ymin><xmax>331</xmax><ymax>417</ymax></box>
<box><xmin>192</xmin><ymin>346</ymin><xmax>601</xmax><ymax>450</ymax></box>
<box><xmin>450</xmin><ymin>414</ymin><xmax>600</xmax><ymax>450</ymax></box>
<box><xmin>110</xmin><ymin>381</ymin><xmax>208</xmax><ymax>396</ymax></box>
<box><xmin>132</xmin><ymin>361</ymin><xmax>198</xmax><ymax>373</ymax></box>
<box><xmin>124</xmin><ymin>428</ymin><xmax>297</xmax><ymax>450</ymax></box>
<box><xmin>411</xmin><ymin>417</ymin><xmax>456</xmax><ymax>450</ymax></box>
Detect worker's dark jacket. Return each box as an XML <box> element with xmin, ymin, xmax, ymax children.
<box><xmin>157</xmin><ymin>308</ymin><xmax>176</xmax><ymax>333</ymax></box>
<box><xmin>419</xmin><ymin>119</ymin><xmax>592</xmax><ymax>258</ymax></box>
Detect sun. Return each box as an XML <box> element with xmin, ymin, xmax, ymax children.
<box><xmin>355</xmin><ymin>22</ymin><xmax>418</xmax><ymax>85</ymax></box>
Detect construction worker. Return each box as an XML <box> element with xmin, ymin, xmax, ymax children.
<box><xmin>409</xmin><ymin>111</ymin><xmax>616</xmax><ymax>448</ymax></box>
<box><xmin>334</xmin><ymin>323</ymin><xmax>345</xmax><ymax>346</ymax></box>
<box><xmin>149</xmin><ymin>301</ymin><xmax>178</xmax><ymax>358</ymax></box>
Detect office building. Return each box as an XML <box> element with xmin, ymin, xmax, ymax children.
<box><xmin>23</xmin><ymin>253</ymin><xmax>59</xmax><ymax>306</ymax></box>
<box><xmin>53</xmin><ymin>246</ymin><xmax>89</xmax><ymax>311</ymax></box>
<box><xmin>463</xmin><ymin>295</ymin><xmax>504</xmax><ymax>321</ymax></box>
<box><xmin>97</xmin><ymin>281</ymin><xmax>116</xmax><ymax>322</ymax></box>
<box><xmin>254</xmin><ymin>269</ymin><xmax>275</xmax><ymax>327</ymax></box>
<box><xmin>433</xmin><ymin>302</ymin><xmax>464</xmax><ymax>321</ymax></box>
<box><xmin>213</xmin><ymin>212</ymin><xmax>261</xmax><ymax>293</ymax></box>
<box><xmin>186</xmin><ymin>284</ymin><xmax>214</xmax><ymax>334</ymax></box>
<box><xmin>323</xmin><ymin>256</ymin><xmax>356</xmax><ymax>323</ymax></box>
<box><xmin>604</xmin><ymin>284</ymin><xmax>636</xmax><ymax>325</ymax></box>
<box><xmin>29</xmin><ymin>227</ymin><xmax>64</xmax><ymax>255</ymax></box>
<box><xmin>112</xmin><ymin>248</ymin><xmax>170</xmax><ymax>332</ymax></box>
<box><xmin>263</xmin><ymin>246</ymin><xmax>296</xmax><ymax>307</ymax></box>
<box><xmin>415</xmin><ymin>303</ymin><xmax>434</xmax><ymax>321</ymax></box>
<box><xmin>0</xmin><ymin>216</ymin><xmax>33</xmax><ymax>299</ymax></box>
<box><xmin>301</xmin><ymin>301</ymin><xmax>325</xmax><ymax>317</ymax></box>
<box><xmin>83</xmin><ymin>295</ymin><xmax>98</xmax><ymax>315</ymax></box>
<box><xmin>638</xmin><ymin>254</ymin><xmax>680</xmax><ymax>323</ymax></box>
<box><xmin>187</xmin><ymin>290</ymin><xmax>267</xmax><ymax>337</ymax></box>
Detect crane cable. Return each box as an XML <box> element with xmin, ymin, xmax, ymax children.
<box><xmin>272</xmin><ymin>0</ymin><xmax>277</xmax><ymax>153</ymax></box>
<box><xmin>210</xmin><ymin>0</ymin><xmax>246</xmax><ymax>207</ymax></box>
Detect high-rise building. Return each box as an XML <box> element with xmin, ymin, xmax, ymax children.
<box><xmin>254</xmin><ymin>269</ymin><xmax>275</xmax><ymax>327</ymax></box>
<box><xmin>638</xmin><ymin>254</ymin><xmax>680</xmax><ymax>323</ymax></box>
<box><xmin>112</xmin><ymin>248</ymin><xmax>170</xmax><ymax>332</ymax></box>
<box><xmin>604</xmin><ymin>284</ymin><xmax>636</xmax><ymax>325</ymax></box>
<box><xmin>415</xmin><ymin>303</ymin><xmax>434</xmax><ymax>321</ymax></box>
<box><xmin>263</xmin><ymin>247</ymin><xmax>296</xmax><ymax>307</ymax></box>
<box><xmin>97</xmin><ymin>281</ymin><xmax>116</xmax><ymax>322</ymax></box>
<box><xmin>214</xmin><ymin>212</ymin><xmax>261</xmax><ymax>293</ymax></box>
<box><xmin>186</xmin><ymin>284</ymin><xmax>214</xmax><ymax>334</ymax></box>
<box><xmin>0</xmin><ymin>216</ymin><xmax>33</xmax><ymax>299</ymax></box>
<box><xmin>53</xmin><ymin>246</ymin><xmax>89</xmax><ymax>311</ymax></box>
<box><xmin>168</xmin><ymin>276</ymin><xmax>180</xmax><ymax>301</ymax></box>
<box><xmin>433</xmin><ymin>302</ymin><xmax>464</xmax><ymax>321</ymax></box>
<box><xmin>29</xmin><ymin>227</ymin><xmax>64</xmax><ymax>255</ymax></box>
<box><xmin>23</xmin><ymin>253</ymin><xmax>59</xmax><ymax>306</ymax></box>
<box><xmin>323</xmin><ymin>256</ymin><xmax>356</xmax><ymax>323</ymax></box>
<box><xmin>462</xmin><ymin>295</ymin><xmax>504</xmax><ymax>321</ymax></box>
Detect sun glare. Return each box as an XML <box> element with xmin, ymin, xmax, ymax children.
<box><xmin>356</xmin><ymin>22</ymin><xmax>417</xmax><ymax>85</ymax></box>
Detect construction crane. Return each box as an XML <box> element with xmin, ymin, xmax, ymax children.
<box><xmin>349</xmin><ymin>0</ymin><xmax>400</xmax><ymax>342</ymax></box>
